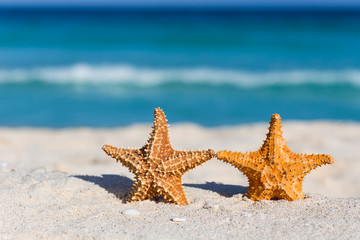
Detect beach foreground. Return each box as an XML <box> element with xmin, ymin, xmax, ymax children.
<box><xmin>1</xmin><ymin>121</ymin><xmax>360</xmax><ymax>239</ymax></box>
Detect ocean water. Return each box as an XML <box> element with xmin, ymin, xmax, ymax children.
<box><xmin>0</xmin><ymin>8</ymin><xmax>359</xmax><ymax>127</ymax></box>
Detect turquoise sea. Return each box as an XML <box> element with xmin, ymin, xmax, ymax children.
<box><xmin>0</xmin><ymin>8</ymin><xmax>359</xmax><ymax>127</ymax></box>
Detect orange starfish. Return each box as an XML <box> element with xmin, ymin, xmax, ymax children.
<box><xmin>216</xmin><ymin>114</ymin><xmax>334</xmax><ymax>201</ymax></box>
<box><xmin>103</xmin><ymin>108</ymin><xmax>215</xmax><ymax>206</ymax></box>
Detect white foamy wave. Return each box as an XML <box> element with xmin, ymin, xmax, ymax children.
<box><xmin>0</xmin><ymin>63</ymin><xmax>360</xmax><ymax>87</ymax></box>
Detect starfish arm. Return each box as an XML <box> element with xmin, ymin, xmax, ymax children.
<box><xmin>281</xmin><ymin>179</ymin><xmax>305</xmax><ymax>201</ymax></box>
<box><xmin>160</xmin><ymin>149</ymin><xmax>215</xmax><ymax>175</ymax></box>
<box><xmin>141</xmin><ymin>108</ymin><xmax>174</xmax><ymax>158</ymax></box>
<box><xmin>247</xmin><ymin>178</ymin><xmax>268</xmax><ymax>201</ymax></box>
<box><xmin>126</xmin><ymin>180</ymin><xmax>152</xmax><ymax>203</ymax></box>
<box><xmin>216</xmin><ymin>150</ymin><xmax>264</xmax><ymax>172</ymax></box>
<box><xmin>248</xmin><ymin>188</ymin><xmax>273</xmax><ymax>201</ymax></box>
<box><xmin>156</xmin><ymin>176</ymin><xmax>188</xmax><ymax>206</ymax></box>
<box><xmin>304</xmin><ymin>153</ymin><xmax>334</xmax><ymax>166</ymax></box>
<box><xmin>102</xmin><ymin>144</ymin><xmax>143</xmax><ymax>174</ymax></box>
<box><xmin>288</xmin><ymin>153</ymin><xmax>334</xmax><ymax>176</ymax></box>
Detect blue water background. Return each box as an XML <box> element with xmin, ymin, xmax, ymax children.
<box><xmin>0</xmin><ymin>9</ymin><xmax>359</xmax><ymax>127</ymax></box>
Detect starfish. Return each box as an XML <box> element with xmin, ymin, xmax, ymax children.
<box><xmin>103</xmin><ymin>108</ymin><xmax>215</xmax><ymax>206</ymax></box>
<box><xmin>216</xmin><ymin>114</ymin><xmax>334</xmax><ymax>201</ymax></box>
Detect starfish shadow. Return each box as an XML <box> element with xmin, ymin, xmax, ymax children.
<box><xmin>72</xmin><ymin>174</ymin><xmax>133</xmax><ymax>202</ymax></box>
<box><xmin>184</xmin><ymin>182</ymin><xmax>248</xmax><ymax>198</ymax></box>
<box><xmin>73</xmin><ymin>174</ymin><xmax>174</xmax><ymax>204</ymax></box>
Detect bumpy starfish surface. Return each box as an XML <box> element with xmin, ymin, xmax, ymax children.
<box><xmin>216</xmin><ymin>114</ymin><xmax>334</xmax><ymax>201</ymax></box>
<box><xmin>103</xmin><ymin>108</ymin><xmax>215</xmax><ymax>206</ymax></box>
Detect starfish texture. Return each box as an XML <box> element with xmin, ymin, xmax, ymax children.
<box><xmin>103</xmin><ymin>108</ymin><xmax>215</xmax><ymax>206</ymax></box>
<box><xmin>216</xmin><ymin>114</ymin><xmax>334</xmax><ymax>201</ymax></box>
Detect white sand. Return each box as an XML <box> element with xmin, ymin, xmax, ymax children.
<box><xmin>1</xmin><ymin>121</ymin><xmax>360</xmax><ymax>239</ymax></box>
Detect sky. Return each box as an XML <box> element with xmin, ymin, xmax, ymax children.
<box><xmin>1</xmin><ymin>0</ymin><xmax>360</xmax><ymax>8</ymax></box>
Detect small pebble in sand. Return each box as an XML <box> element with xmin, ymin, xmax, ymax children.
<box><xmin>212</xmin><ymin>204</ymin><xmax>220</xmax><ymax>210</ymax></box>
<box><xmin>0</xmin><ymin>162</ymin><xmax>7</xmax><ymax>169</ymax></box>
<box><xmin>242</xmin><ymin>196</ymin><xmax>252</xmax><ymax>202</ymax></box>
<box><xmin>203</xmin><ymin>202</ymin><xmax>220</xmax><ymax>210</ymax></box>
<box><xmin>171</xmin><ymin>217</ymin><xmax>186</xmax><ymax>222</ymax></box>
<box><xmin>241</xmin><ymin>211</ymin><xmax>252</xmax><ymax>217</ymax></box>
<box><xmin>122</xmin><ymin>209</ymin><xmax>140</xmax><ymax>216</ymax></box>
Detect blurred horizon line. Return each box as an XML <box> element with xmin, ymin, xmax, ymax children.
<box><xmin>1</xmin><ymin>6</ymin><xmax>360</xmax><ymax>13</ymax></box>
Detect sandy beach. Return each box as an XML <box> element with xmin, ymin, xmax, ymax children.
<box><xmin>1</xmin><ymin>120</ymin><xmax>360</xmax><ymax>239</ymax></box>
